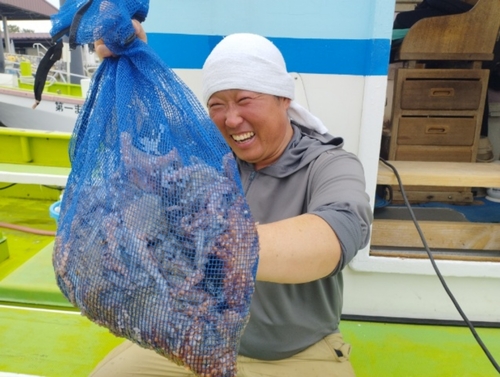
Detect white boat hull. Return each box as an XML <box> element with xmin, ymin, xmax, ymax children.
<box><xmin>0</xmin><ymin>87</ymin><xmax>82</xmax><ymax>133</ymax></box>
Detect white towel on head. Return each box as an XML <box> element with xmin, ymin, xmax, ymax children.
<box><xmin>202</xmin><ymin>33</ymin><xmax>329</xmax><ymax>135</ymax></box>
<box><xmin>288</xmin><ymin>101</ymin><xmax>328</xmax><ymax>134</ymax></box>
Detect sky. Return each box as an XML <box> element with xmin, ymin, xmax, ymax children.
<box><xmin>9</xmin><ymin>0</ymin><xmax>60</xmax><ymax>33</ymax></box>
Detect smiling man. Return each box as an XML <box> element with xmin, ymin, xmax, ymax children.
<box><xmin>91</xmin><ymin>31</ymin><xmax>373</xmax><ymax>377</ymax></box>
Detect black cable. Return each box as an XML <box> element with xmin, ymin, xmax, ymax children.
<box><xmin>0</xmin><ymin>184</ymin><xmax>63</xmax><ymax>192</ymax></box>
<box><xmin>41</xmin><ymin>185</ymin><xmax>64</xmax><ymax>191</ymax></box>
<box><xmin>379</xmin><ymin>157</ymin><xmax>500</xmax><ymax>374</ymax></box>
<box><xmin>0</xmin><ymin>183</ymin><xmax>16</xmax><ymax>190</ymax></box>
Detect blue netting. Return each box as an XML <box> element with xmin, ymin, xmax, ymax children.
<box><xmin>51</xmin><ymin>1</ymin><xmax>259</xmax><ymax>376</ymax></box>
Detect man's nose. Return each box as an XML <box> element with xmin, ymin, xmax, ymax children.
<box><xmin>225</xmin><ymin>105</ymin><xmax>243</xmax><ymax>127</ymax></box>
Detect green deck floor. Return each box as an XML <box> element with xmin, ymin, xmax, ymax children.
<box><xmin>0</xmin><ymin>195</ymin><xmax>124</xmax><ymax>376</ymax></box>
<box><xmin>0</xmin><ymin>243</ymin><xmax>73</xmax><ymax>308</ymax></box>
<box><xmin>0</xmin><ymin>194</ymin><xmax>58</xmax><ymax>281</ymax></box>
<box><xmin>1</xmin><ymin>196</ymin><xmax>499</xmax><ymax>376</ymax></box>
<box><xmin>0</xmin><ymin>305</ymin><xmax>124</xmax><ymax>376</ymax></box>
<box><xmin>1</xmin><ymin>305</ymin><xmax>499</xmax><ymax>377</ymax></box>
<box><xmin>343</xmin><ymin>321</ymin><xmax>500</xmax><ymax>377</ymax></box>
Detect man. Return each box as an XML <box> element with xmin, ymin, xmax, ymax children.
<box><xmin>91</xmin><ymin>24</ymin><xmax>372</xmax><ymax>377</ymax></box>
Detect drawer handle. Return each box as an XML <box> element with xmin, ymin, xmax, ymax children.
<box><xmin>430</xmin><ymin>88</ymin><xmax>454</xmax><ymax>97</ymax></box>
<box><xmin>425</xmin><ymin>125</ymin><xmax>449</xmax><ymax>134</ymax></box>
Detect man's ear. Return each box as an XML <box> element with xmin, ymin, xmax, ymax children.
<box><xmin>281</xmin><ymin>97</ymin><xmax>292</xmax><ymax>110</ymax></box>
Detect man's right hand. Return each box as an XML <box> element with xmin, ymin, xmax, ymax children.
<box><xmin>94</xmin><ymin>19</ymin><xmax>147</xmax><ymax>59</ymax></box>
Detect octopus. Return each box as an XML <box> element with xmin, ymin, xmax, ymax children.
<box><xmin>53</xmin><ymin>131</ymin><xmax>259</xmax><ymax>377</ymax></box>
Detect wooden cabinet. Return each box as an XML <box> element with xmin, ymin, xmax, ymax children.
<box><xmin>386</xmin><ymin>68</ymin><xmax>490</xmax><ymax>203</ymax></box>
<box><xmin>384</xmin><ymin>0</ymin><xmax>500</xmax><ymax>203</ymax></box>
<box><xmin>388</xmin><ymin>68</ymin><xmax>489</xmax><ymax>163</ymax></box>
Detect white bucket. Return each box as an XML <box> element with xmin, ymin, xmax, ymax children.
<box><xmin>486</xmin><ymin>187</ymin><xmax>500</xmax><ymax>202</ymax></box>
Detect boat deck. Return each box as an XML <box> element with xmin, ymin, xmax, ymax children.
<box><xmin>1</xmin><ymin>194</ymin><xmax>499</xmax><ymax>376</ymax></box>
<box><xmin>2</xmin><ymin>302</ymin><xmax>499</xmax><ymax>377</ymax></box>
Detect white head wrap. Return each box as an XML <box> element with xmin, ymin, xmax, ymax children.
<box><xmin>202</xmin><ymin>33</ymin><xmax>328</xmax><ymax>134</ymax></box>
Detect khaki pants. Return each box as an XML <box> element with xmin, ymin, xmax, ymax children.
<box><xmin>90</xmin><ymin>332</ymin><xmax>356</xmax><ymax>377</ymax></box>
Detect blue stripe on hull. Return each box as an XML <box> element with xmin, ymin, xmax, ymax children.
<box><xmin>148</xmin><ymin>33</ymin><xmax>390</xmax><ymax>76</ymax></box>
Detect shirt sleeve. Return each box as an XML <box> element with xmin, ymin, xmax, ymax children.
<box><xmin>307</xmin><ymin>149</ymin><xmax>373</xmax><ymax>273</ymax></box>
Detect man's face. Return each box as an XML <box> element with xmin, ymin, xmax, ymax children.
<box><xmin>207</xmin><ymin>90</ymin><xmax>292</xmax><ymax>170</ymax></box>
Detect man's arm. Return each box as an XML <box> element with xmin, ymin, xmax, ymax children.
<box><xmin>255</xmin><ymin>213</ymin><xmax>341</xmax><ymax>284</ymax></box>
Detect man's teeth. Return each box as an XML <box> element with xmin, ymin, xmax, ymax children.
<box><xmin>232</xmin><ymin>132</ymin><xmax>255</xmax><ymax>142</ymax></box>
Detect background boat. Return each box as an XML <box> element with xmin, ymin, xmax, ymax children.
<box><xmin>0</xmin><ymin>50</ymin><xmax>92</xmax><ymax>132</ymax></box>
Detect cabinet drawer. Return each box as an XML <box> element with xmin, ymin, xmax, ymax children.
<box><xmin>397</xmin><ymin>117</ymin><xmax>476</xmax><ymax>146</ymax></box>
<box><xmin>394</xmin><ymin>146</ymin><xmax>473</xmax><ymax>162</ymax></box>
<box><xmin>400</xmin><ymin>79</ymin><xmax>482</xmax><ymax>110</ymax></box>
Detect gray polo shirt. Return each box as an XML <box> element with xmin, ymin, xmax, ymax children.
<box><xmin>237</xmin><ymin>122</ymin><xmax>372</xmax><ymax>360</ymax></box>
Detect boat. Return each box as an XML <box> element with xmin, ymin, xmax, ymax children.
<box><xmin>0</xmin><ymin>55</ymin><xmax>88</xmax><ymax>133</ymax></box>
<box><xmin>0</xmin><ymin>79</ymin><xmax>84</xmax><ymax>132</ymax></box>
<box><xmin>1</xmin><ymin>0</ymin><xmax>499</xmax><ymax>376</ymax></box>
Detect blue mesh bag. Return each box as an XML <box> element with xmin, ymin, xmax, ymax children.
<box><xmin>43</xmin><ymin>1</ymin><xmax>259</xmax><ymax>375</ymax></box>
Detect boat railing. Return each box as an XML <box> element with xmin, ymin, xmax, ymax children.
<box><xmin>33</xmin><ymin>42</ymin><xmax>49</xmax><ymax>59</ymax></box>
<box><xmin>6</xmin><ymin>66</ymin><xmax>88</xmax><ymax>89</ymax></box>
<box><xmin>4</xmin><ymin>53</ymin><xmax>91</xmax><ymax>88</ymax></box>
<box><xmin>32</xmin><ymin>43</ymin><xmax>100</xmax><ymax>79</ymax></box>
<box><xmin>4</xmin><ymin>49</ymin><xmax>98</xmax><ymax>86</ymax></box>
<box><xmin>5</xmin><ymin>53</ymin><xmax>41</xmax><ymax>71</ymax></box>
<box><xmin>46</xmin><ymin>68</ymin><xmax>89</xmax><ymax>84</ymax></box>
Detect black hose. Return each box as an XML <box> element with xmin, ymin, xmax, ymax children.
<box><xmin>379</xmin><ymin>157</ymin><xmax>500</xmax><ymax>374</ymax></box>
